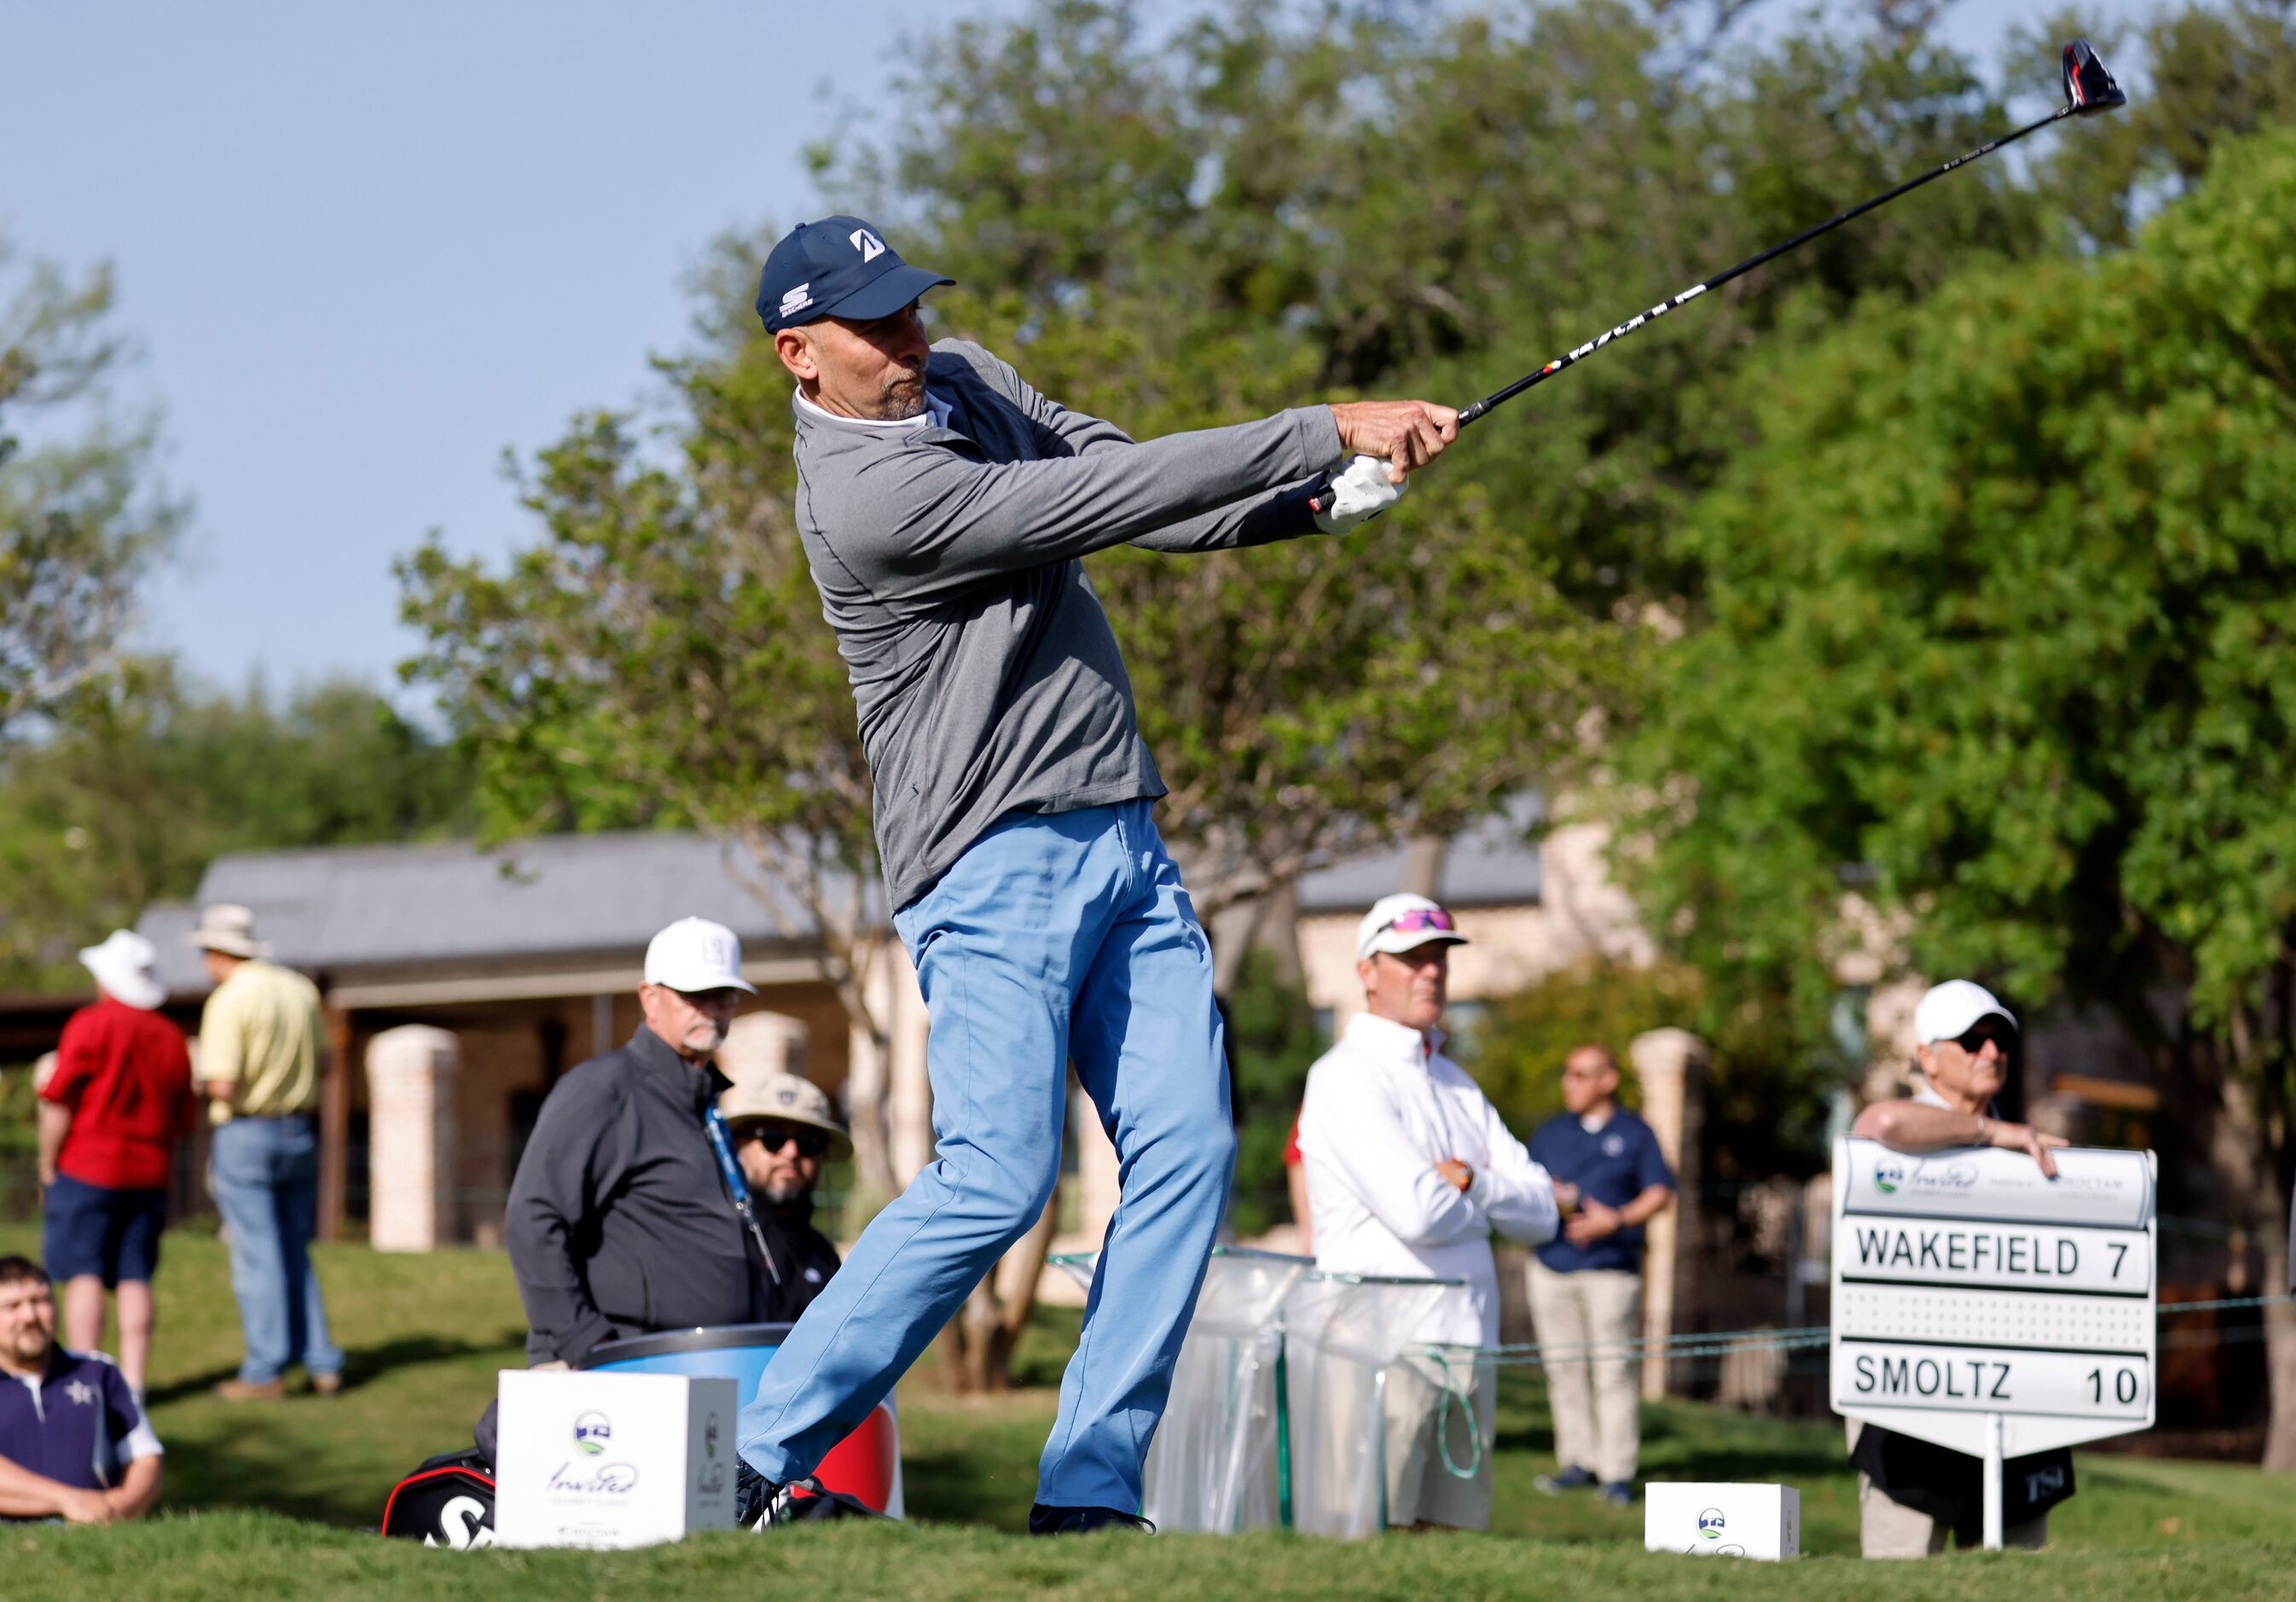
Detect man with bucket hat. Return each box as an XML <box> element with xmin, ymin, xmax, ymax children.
<box><xmin>188</xmin><ymin>903</ymin><xmax>343</xmax><ymax>1400</ymax></box>
<box><xmin>1845</xmin><ymin>978</ymin><xmax>2076</xmax><ymax>1556</ymax></box>
<box><xmin>735</xmin><ymin>214</ymin><xmax>1461</xmax><ymax>1533</ymax></box>
<box><xmin>719</xmin><ymin>1071</ymin><xmax>848</xmax><ymax>1322</ymax></box>
<box><xmin>36</xmin><ymin>931</ymin><xmax>195</xmax><ymax>1396</ymax></box>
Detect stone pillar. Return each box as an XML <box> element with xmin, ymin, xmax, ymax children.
<box><xmin>716</xmin><ymin>1012</ymin><xmax>809</xmax><ymax>1088</ymax></box>
<box><xmin>365</xmin><ymin>1025</ymin><xmax>460</xmax><ymax>1251</ymax></box>
<box><xmin>885</xmin><ymin>950</ymin><xmax>935</xmax><ymax>1189</ymax></box>
<box><xmin>1632</xmin><ymin>1027</ymin><xmax>1708</xmax><ymax>1401</ymax></box>
<box><xmin>1072</xmin><ymin>1083</ymin><xmax>1121</xmax><ymax>1249</ymax></box>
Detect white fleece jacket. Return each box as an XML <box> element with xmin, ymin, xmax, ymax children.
<box><xmin>1296</xmin><ymin>1012</ymin><xmax>1560</xmax><ymax>1345</ymax></box>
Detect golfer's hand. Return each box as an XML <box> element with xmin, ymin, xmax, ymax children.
<box><xmin>1330</xmin><ymin>400</ymin><xmax>1459</xmax><ymax>483</ymax></box>
<box><xmin>1565</xmin><ymin>1199</ymin><xmax>1622</xmax><ymax>1245</ymax></box>
<box><xmin>38</xmin><ymin>1163</ymin><xmax>57</xmax><ymax>1191</ymax></box>
<box><xmin>1434</xmin><ymin>1158</ymin><xmax>1474</xmax><ymax>1194</ymax></box>
<box><xmin>1986</xmin><ymin>1119</ymin><xmax>2068</xmax><ymax>1178</ymax></box>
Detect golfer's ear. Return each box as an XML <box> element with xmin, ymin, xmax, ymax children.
<box><xmin>774</xmin><ymin>328</ymin><xmax>820</xmax><ymax>382</ymax></box>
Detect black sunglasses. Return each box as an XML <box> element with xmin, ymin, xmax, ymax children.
<box><xmin>739</xmin><ymin>1123</ymin><xmax>831</xmax><ymax>1159</ymax></box>
<box><xmin>1954</xmin><ymin>1023</ymin><xmax>2015</xmax><ymax>1055</ymax></box>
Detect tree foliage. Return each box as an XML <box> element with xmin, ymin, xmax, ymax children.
<box><xmin>0</xmin><ymin>237</ymin><xmax>184</xmax><ymax>736</ymax></box>
<box><xmin>1619</xmin><ymin>119</ymin><xmax>2296</xmax><ymax>1462</ymax></box>
<box><xmin>0</xmin><ymin>669</ymin><xmax>474</xmax><ymax>990</ymax></box>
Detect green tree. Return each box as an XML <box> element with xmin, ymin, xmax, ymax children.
<box><xmin>1470</xmin><ymin>958</ymin><xmax>1832</xmax><ymax>1182</ymax></box>
<box><xmin>0</xmin><ymin>668</ymin><xmax>475</xmax><ymax>989</ymax></box>
<box><xmin>1619</xmin><ymin>122</ymin><xmax>2296</xmax><ymax>1468</ymax></box>
<box><xmin>0</xmin><ymin>237</ymin><xmax>184</xmax><ymax>735</ymax></box>
<box><xmin>1224</xmin><ymin>946</ymin><xmax>1325</xmax><ymax>1238</ymax></box>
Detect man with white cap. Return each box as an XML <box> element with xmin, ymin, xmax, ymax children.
<box><xmin>1846</xmin><ymin>978</ymin><xmax>2075</xmax><ymax>1556</ymax></box>
<box><xmin>1295</xmin><ymin>893</ymin><xmax>1562</xmax><ymax>1530</ymax></box>
<box><xmin>35</xmin><ymin>932</ymin><xmax>194</xmax><ymax>1396</ymax></box>
<box><xmin>506</xmin><ymin>917</ymin><xmax>779</xmax><ymax>1368</ymax></box>
<box><xmin>189</xmin><ymin>903</ymin><xmax>342</xmax><ymax>1400</ymax></box>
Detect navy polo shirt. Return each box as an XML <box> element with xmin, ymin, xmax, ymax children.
<box><xmin>0</xmin><ymin>1349</ymin><xmax>160</xmax><ymax>1512</ymax></box>
<box><xmin>1529</xmin><ymin>1108</ymin><xmax>1676</xmax><ymax>1274</ymax></box>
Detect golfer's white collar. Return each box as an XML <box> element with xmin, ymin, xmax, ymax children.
<box><xmin>795</xmin><ymin>386</ymin><xmax>952</xmax><ymax>431</ymax></box>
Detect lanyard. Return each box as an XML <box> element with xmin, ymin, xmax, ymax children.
<box><xmin>704</xmin><ymin>1105</ymin><xmax>782</xmax><ymax>1286</ymax></box>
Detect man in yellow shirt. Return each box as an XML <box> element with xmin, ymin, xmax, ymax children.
<box><xmin>188</xmin><ymin>905</ymin><xmax>342</xmax><ymax>1401</ymax></box>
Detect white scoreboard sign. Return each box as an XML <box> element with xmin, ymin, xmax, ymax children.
<box><xmin>1830</xmin><ymin>1136</ymin><xmax>2157</xmax><ymax>1458</ymax></box>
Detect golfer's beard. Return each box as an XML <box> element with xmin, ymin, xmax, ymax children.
<box><xmin>4</xmin><ymin>1328</ymin><xmax>49</xmax><ymax>1368</ymax></box>
<box><xmin>762</xmin><ymin>1175</ymin><xmax>813</xmax><ymax>1208</ymax></box>
<box><xmin>685</xmin><ymin>1021</ymin><xmax>728</xmax><ymax>1056</ymax></box>
<box><xmin>861</xmin><ymin>369</ymin><xmax>927</xmax><ymax>422</ymax></box>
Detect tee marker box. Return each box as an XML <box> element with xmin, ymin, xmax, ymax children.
<box><xmin>1644</xmin><ymin>1483</ymin><xmax>1800</xmax><ymax>1560</ymax></box>
<box><xmin>494</xmin><ymin>1369</ymin><xmax>739</xmax><ymax>1549</ymax></box>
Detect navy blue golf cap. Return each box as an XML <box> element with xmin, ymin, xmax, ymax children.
<box><xmin>755</xmin><ymin>216</ymin><xmax>954</xmax><ymax>334</ymax></box>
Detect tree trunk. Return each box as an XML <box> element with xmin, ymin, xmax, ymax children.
<box><xmin>2199</xmin><ymin>1023</ymin><xmax>2296</xmax><ymax>1470</ymax></box>
<box><xmin>932</xmin><ymin>1194</ymin><xmax>1058</xmax><ymax>1393</ymax></box>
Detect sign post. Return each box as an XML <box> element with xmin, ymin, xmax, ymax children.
<box><xmin>1829</xmin><ymin>1136</ymin><xmax>2156</xmax><ymax>1549</ymax></box>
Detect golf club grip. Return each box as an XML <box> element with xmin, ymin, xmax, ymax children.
<box><xmin>1456</xmin><ymin>103</ymin><xmax>2073</xmax><ymax>429</ymax></box>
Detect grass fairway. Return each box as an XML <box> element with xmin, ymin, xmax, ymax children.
<box><xmin>3</xmin><ymin>1222</ymin><xmax>2290</xmax><ymax>1599</ymax></box>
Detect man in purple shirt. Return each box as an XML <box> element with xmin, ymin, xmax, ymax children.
<box><xmin>0</xmin><ymin>1256</ymin><xmax>163</xmax><ymax>1523</ymax></box>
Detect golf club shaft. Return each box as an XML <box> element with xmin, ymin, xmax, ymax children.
<box><xmin>1455</xmin><ymin>102</ymin><xmax>2075</xmax><ymax>428</ymax></box>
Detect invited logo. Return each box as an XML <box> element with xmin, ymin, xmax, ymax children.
<box><xmin>1873</xmin><ymin>1161</ymin><xmax>1904</xmax><ymax>1195</ymax></box>
<box><xmin>849</xmin><ymin>228</ymin><xmax>885</xmax><ymax>262</ymax></box>
<box><xmin>573</xmin><ymin>1410</ymin><xmax>612</xmax><ymax>1456</ymax></box>
<box><xmin>1697</xmin><ymin>1507</ymin><xmax>1726</xmax><ymax>1540</ymax></box>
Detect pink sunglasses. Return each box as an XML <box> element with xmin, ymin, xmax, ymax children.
<box><xmin>1382</xmin><ymin>908</ymin><xmax>1457</xmax><ymax>935</ymax></box>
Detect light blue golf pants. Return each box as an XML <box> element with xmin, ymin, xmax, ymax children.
<box><xmin>737</xmin><ymin>799</ymin><xmax>1235</xmax><ymax>1511</ymax></box>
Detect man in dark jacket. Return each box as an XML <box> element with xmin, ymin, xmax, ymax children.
<box><xmin>720</xmin><ymin>1071</ymin><xmax>846</xmax><ymax>1322</ymax></box>
<box><xmin>506</xmin><ymin>917</ymin><xmax>769</xmax><ymax>1367</ymax></box>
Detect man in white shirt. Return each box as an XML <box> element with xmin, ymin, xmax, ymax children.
<box><xmin>1296</xmin><ymin>893</ymin><xmax>1562</xmax><ymax>1530</ymax></box>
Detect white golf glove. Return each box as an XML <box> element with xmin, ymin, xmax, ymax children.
<box><xmin>1309</xmin><ymin>453</ymin><xmax>1407</xmax><ymax>535</ymax></box>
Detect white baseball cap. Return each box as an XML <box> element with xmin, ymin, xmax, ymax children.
<box><xmin>1355</xmin><ymin>893</ymin><xmax>1470</xmax><ymax>961</ymax></box>
<box><xmin>642</xmin><ymin>917</ymin><xmax>757</xmax><ymax>995</ymax></box>
<box><xmin>1913</xmin><ymin>978</ymin><xmax>2016</xmax><ymax>1046</ymax></box>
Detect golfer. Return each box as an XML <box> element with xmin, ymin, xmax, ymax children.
<box><xmin>734</xmin><ymin>216</ymin><xmax>1455</xmax><ymax>1533</ymax></box>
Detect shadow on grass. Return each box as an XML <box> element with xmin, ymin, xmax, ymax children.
<box><xmin>145</xmin><ymin>1329</ymin><xmax>524</xmax><ymax>1408</ymax></box>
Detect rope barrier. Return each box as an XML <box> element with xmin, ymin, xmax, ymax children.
<box><xmin>1416</xmin><ymin>1293</ymin><xmax>2296</xmax><ymax>1481</ymax></box>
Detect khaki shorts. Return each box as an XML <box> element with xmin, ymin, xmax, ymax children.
<box><xmin>1383</xmin><ymin>1350</ymin><xmax>1493</xmax><ymax>1530</ymax></box>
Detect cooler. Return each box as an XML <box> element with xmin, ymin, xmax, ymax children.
<box><xmin>582</xmin><ymin>1323</ymin><xmax>904</xmax><ymax>1517</ymax></box>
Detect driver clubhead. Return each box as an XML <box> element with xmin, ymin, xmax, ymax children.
<box><xmin>2062</xmin><ymin>38</ymin><xmax>2127</xmax><ymax>115</ymax></box>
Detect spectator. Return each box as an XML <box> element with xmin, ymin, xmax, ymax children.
<box><xmin>0</xmin><ymin>1256</ymin><xmax>164</xmax><ymax>1524</ymax></box>
<box><xmin>1525</xmin><ymin>1043</ymin><xmax>1676</xmax><ymax>1506</ymax></box>
<box><xmin>1847</xmin><ymin>979</ymin><xmax>2074</xmax><ymax>1557</ymax></box>
<box><xmin>188</xmin><ymin>903</ymin><xmax>342</xmax><ymax>1401</ymax></box>
<box><xmin>1296</xmin><ymin>893</ymin><xmax>1560</xmax><ymax>1531</ymax></box>
<box><xmin>721</xmin><ymin>1071</ymin><xmax>848</xmax><ymax>1322</ymax></box>
<box><xmin>1283</xmin><ymin>1115</ymin><xmax>1312</xmax><ymax>1255</ymax></box>
<box><xmin>36</xmin><ymin>932</ymin><xmax>196</xmax><ymax>1397</ymax></box>
<box><xmin>506</xmin><ymin>917</ymin><xmax>776</xmax><ymax>1369</ymax></box>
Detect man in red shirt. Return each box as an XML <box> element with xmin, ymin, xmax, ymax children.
<box><xmin>37</xmin><ymin>932</ymin><xmax>195</xmax><ymax>1396</ymax></box>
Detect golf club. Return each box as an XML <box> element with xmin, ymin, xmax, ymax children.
<box><xmin>1452</xmin><ymin>38</ymin><xmax>2127</xmax><ymax>430</ymax></box>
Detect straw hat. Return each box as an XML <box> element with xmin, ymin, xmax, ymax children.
<box><xmin>718</xmin><ymin>1071</ymin><xmax>850</xmax><ymax>1159</ymax></box>
<box><xmin>186</xmin><ymin>903</ymin><xmax>271</xmax><ymax>959</ymax></box>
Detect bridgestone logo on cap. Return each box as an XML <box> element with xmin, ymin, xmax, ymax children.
<box><xmin>780</xmin><ymin>283</ymin><xmax>812</xmax><ymax>316</ymax></box>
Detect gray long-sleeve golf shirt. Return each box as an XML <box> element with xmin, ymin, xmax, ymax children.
<box><xmin>793</xmin><ymin>339</ymin><xmax>1346</xmax><ymax>908</ymax></box>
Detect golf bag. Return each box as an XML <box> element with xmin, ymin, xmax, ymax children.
<box><xmin>380</xmin><ymin>1448</ymin><xmax>496</xmax><ymax>1549</ymax></box>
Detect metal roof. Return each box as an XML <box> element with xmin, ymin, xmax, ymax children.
<box><xmin>129</xmin><ymin>801</ymin><xmax>1544</xmax><ymax>990</ymax></box>
<box><xmin>136</xmin><ymin>831</ymin><xmax>851</xmax><ymax>991</ymax></box>
<box><xmin>1294</xmin><ymin>795</ymin><xmax>1544</xmax><ymax>913</ymax></box>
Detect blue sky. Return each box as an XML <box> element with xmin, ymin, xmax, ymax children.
<box><xmin>3</xmin><ymin>0</ymin><xmax>2142</xmax><ymax>701</ymax></box>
